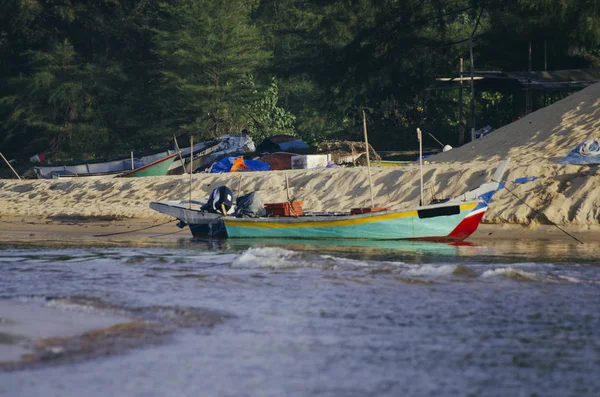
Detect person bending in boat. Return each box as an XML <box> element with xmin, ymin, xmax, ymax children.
<box><xmin>201</xmin><ymin>186</ymin><xmax>234</xmax><ymax>215</ymax></box>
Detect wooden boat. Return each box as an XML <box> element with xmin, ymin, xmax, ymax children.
<box><xmin>117</xmin><ymin>153</ymin><xmax>178</xmax><ymax>178</ymax></box>
<box><xmin>32</xmin><ymin>134</ymin><xmax>251</xmax><ymax>179</ymax></box>
<box><xmin>150</xmin><ymin>159</ymin><xmax>509</xmax><ymax>241</ymax></box>
<box><xmin>34</xmin><ymin>150</ymin><xmax>177</xmax><ymax>179</ymax></box>
<box><xmin>149</xmin><ymin>200</ymin><xmax>226</xmax><ymax>236</ymax></box>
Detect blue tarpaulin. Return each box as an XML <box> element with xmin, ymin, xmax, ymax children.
<box><xmin>209</xmin><ymin>157</ymin><xmax>271</xmax><ymax>173</ymax></box>
<box><xmin>557</xmin><ymin>139</ymin><xmax>600</xmax><ymax>165</ymax></box>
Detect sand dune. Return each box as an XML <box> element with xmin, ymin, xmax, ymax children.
<box><xmin>432</xmin><ymin>82</ymin><xmax>600</xmax><ymax>164</ymax></box>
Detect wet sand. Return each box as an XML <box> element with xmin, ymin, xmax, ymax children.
<box><xmin>0</xmin><ymin>300</ymin><xmax>132</xmax><ymax>364</ymax></box>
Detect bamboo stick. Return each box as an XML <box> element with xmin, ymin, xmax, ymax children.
<box><xmin>285</xmin><ymin>172</ymin><xmax>291</xmax><ymax>202</ymax></box>
<box><xmin>0</xmin><ymin>152</ymin><xmax>21</xmax><ymax>180</ymax></box>
<box><xmin>173</xmin><ymin>135</ymin><xmax>186</xmax><ymax>173</ymax></box>
<box><xmin>189</xmin><ymin>136</ymin><xmax>193</xmax><ymax>209</ymax></box>
<box><xmin>417</xmin><ymin>128</ymin><xmax>424</xmax><ymax>206</ymax></box>
<box><xmin>362</xmin><ymin>109</ymin><xmax>375</xmax><ymax>208</ymax></box>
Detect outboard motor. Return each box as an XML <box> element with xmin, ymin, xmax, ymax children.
<box><xmin>201</xmin><ymin>185</ymin><xmax>233</xmax><ymax>215</ymax></box>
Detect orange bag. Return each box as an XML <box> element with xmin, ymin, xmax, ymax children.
<box><xmin>230</xmin><ymin>156</ymin><xmax>249</xmax><ymax>172</ymax></box>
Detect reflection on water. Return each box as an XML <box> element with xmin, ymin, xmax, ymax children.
<box><xmin>210</xmin><ymin>236</ymin><xmax>600</xmax><ymax>265</ymax></box>
<box><xmin>0</xmin><ymin>237</ymin><xmax>599</xmax><ymax>397</ymax></box>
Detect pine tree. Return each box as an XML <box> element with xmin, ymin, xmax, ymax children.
<box><xmin>152</xmin><ymin>0</ymin><xmax>271</xmax><ymax>140</ymax></box>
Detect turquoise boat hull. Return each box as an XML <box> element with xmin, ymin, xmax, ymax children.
<box><xmin>223</xmin><ymin>201</ymin><xmax>483</xmax><ymax>241</ymax></box>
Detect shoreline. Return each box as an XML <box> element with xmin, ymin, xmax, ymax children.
<box><xmin>0</xmin><ymin>216</ymin><xmax>596</xmax><ymax>245</ymax></box>
<box><xmin>0</xmin><ymin>162</ymin><xmax>599</xmax><ymax>231</ymax></box>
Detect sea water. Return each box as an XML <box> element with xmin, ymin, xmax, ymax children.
<box><xmin>0</xmin><ymin>237</ymin><xmax>599</xmax><ymax>397</ymax></box>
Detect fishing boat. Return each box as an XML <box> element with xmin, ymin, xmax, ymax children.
<box><xmin>32</xmin><ymin>134</ymin><xmax>254</xmax><ymax>179</ymax></box>
<box><xmin>150</xmin><ymin>159</ymin><xmax>509</xmax><ymax>241</ymax></box>
<box><xmin>117</xmin><ymin>153</ymin><xmax>178</xmax><ymax>178</ymax></box>
<box><xmin>34</xmin><ymin>150</ymin><xmax>178</xmax><ymax>179</ymax></box>
<box><xmin>149</xmin><ymin>199</ymin><xmax>231</xmax><ymax>236</ymax></box>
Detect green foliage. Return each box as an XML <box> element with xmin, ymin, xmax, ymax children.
<box><xmin>3</xmin><ymin>39</ymin><xmax>123</xmax><ymax>160</ymax></box>
<box><xmin>245</xmin><ymin>77</ymin><xmax>296</xmax><ymax>142</ymax></box>
<box><xmin>1</xmin><ymin>0</ymin><xmax>599</xmax><ymax>165</ymax></box>
<box><xmin>151</xmin><ymin>0</ymin><xmax>271</xmax><ymax>140</ymax></box>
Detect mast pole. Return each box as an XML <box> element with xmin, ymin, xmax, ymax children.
<box><xmin>189</xmin><ymin>136</ymin><xmax>193</xmax><ymax>209</ymax></box>
<box><xmin>362</xmin><ymin>109</ymin><xmax>375</xmax><ymax>208</ymax></box>
<box><xmin>417</xmin><ymin>128</ymin><xmax>424</xmax><ymax>206</ymax></box>
<box><xmin>469</xmin><ymin>36</ymin><xmax>476</xmax><ymax>141</ymax></box>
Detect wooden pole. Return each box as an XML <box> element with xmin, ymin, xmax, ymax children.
<box><xmin>528</xmin><ymin>41</ymin><xmax>532</xmax><ymax>72</ymax></box>
<box><xmin>173</xmin><ymin>134</ymin><xmax>186</xmax><ymax>174</ymax></box>
<box><xmin>236</xmin><ymin>174</ymin><xmax>242</xmax><ymax>198</ymax></box>
<box><xmin>189</xmin><ymin>136</ymin><xmax>193</xmax><ymax>209</ymax></box>
<box><xmin>0</xmin><ymin>152</ymin><xmax>21</xmax><ymax>180</ymax></box>
<box><xmin>526</xmin><ymin>41</ymin><xmax>533</xmax><ymax>115</ymax></box>
<box><xmin>362</xmin><ymin>109</ymin><xmax>375</xmax><ymax>208</ymax></box>
<box><xmin>544</xmin><ymin>40</ymin><xmax>547</xmax><ymax>71</ymax></box>
<box><xmin>285</xmin><ymin>172</ymin><xmax>291</xmax><ymax>202</ymax></box>
<box><xmin>458</xmin><ymin>57</ymin><xmax>464</xmax><ymax>146</ymax></box>
<box><xmin>417</xmin><ymin>128</ymin><xmax>424</xmax><ymax>206</ymax></box>
<box><xmin>469</xmin><ymin>36</ymin><xmax>476</xmax><ymax>141</ymax></box>
<box><xmin>131</xmin><ymin>151</ymin><xmax>134</xmax><ymax>170</ymax></box>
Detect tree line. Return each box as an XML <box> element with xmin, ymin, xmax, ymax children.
<box><xmin>1</xmin><ymin>0</ymin><xmax>598</xmax><ymax>164</ymax></box>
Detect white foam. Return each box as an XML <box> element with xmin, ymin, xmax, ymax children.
<box><xmin>231</xmin><ymin>248</ymin><xmax>410</xmax><ymax>271</ymax></box>
<box><xmin>481</xmin><ymin>267</ymin><xmax>541</xmax><ymax>281</ymax></box>
<box><xmin>45</xmin><ymin>299</ymin><xmax>106</xmax><ymax>314</ymax></box>
<box><xmin>319</xmin><ymin>255</ymin><xmax>375</xmax><ymax>269</ymax></box>
<box><xmin>404</xmin><ymin>264</ymin><xmax>457</xmax><ymax>277</ymax></box>
<box><xmin>231</xmin><ymin>247</ymin><xmax>309</xmax><ymax>269</ymax></box>
<box><xmin>556</xmin><ymin>275</ymin><xmax>586</xmax><ymax>283</ymax></box>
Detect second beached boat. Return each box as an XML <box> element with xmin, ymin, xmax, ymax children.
<box><xmin>117</xmin><ymin>153</ymin><xmax>178</xmax><ymax>178</ymax></box>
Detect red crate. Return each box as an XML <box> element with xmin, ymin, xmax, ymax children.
<box><xmin>265</xmin><ymin>201</ymin><xmax>304</xmax><ymax>217</ymax></box>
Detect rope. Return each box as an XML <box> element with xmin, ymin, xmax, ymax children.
<box><xmin>502</xmin><ymin>184</ymin><xmax>584</xmax><ymax>245</ymax></box>
<box><xmin>92</xmin><ymin>220</ymin><xmax>177</xmax><ymax>237</ymax></box>
<box><xmin>149</xmin><ymin>228</ymin><xmax>189</xmax><ymax>238</ymax></box>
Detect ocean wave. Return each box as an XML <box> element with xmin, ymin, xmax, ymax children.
<box><xmin>231</xmin><ymin>247</ymin><xmax>412</xmax><ymax>271</ymax></box>
<box><xmin>480</xmin><ymin>266</ymin><xmax>594</xmax><ymax>283</ymax></box>
<box><xmin>45</xmin><ymin>296</ymin><xmax>120</xmax><ymax>315</ymax></box>
<box><xmin>481</xmin><ymin>267</ymin><xmax>540</xmax><ymax>281</ymax></box>
<box><xmin>231</xmin><ymin>247</ymin><xmax>319</xmax><ymax>269</ymax></box>
<box><xmin>226</xmin><ymin>246</ymin><xmax>600</xmax><ymax>286</ymax></box>
<box><xmin>404</xmin><ymin>264</ymin><xmax>457</xmax><ymax>277</ymax></box>
<box><xmin>231</xmin><ymin>248</ymin><xmax>475</xmax><ymax>279</ymax></box>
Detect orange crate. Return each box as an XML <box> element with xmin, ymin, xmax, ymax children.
<box><xmin>265</xmin><ymin>201</ymin><xmax>303</xmax><ymax>217</ymax></box>
<box><xmin>350</xmin><ymin>207</ymin><xmax>389</xmax><ymax>215</ymax></box>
